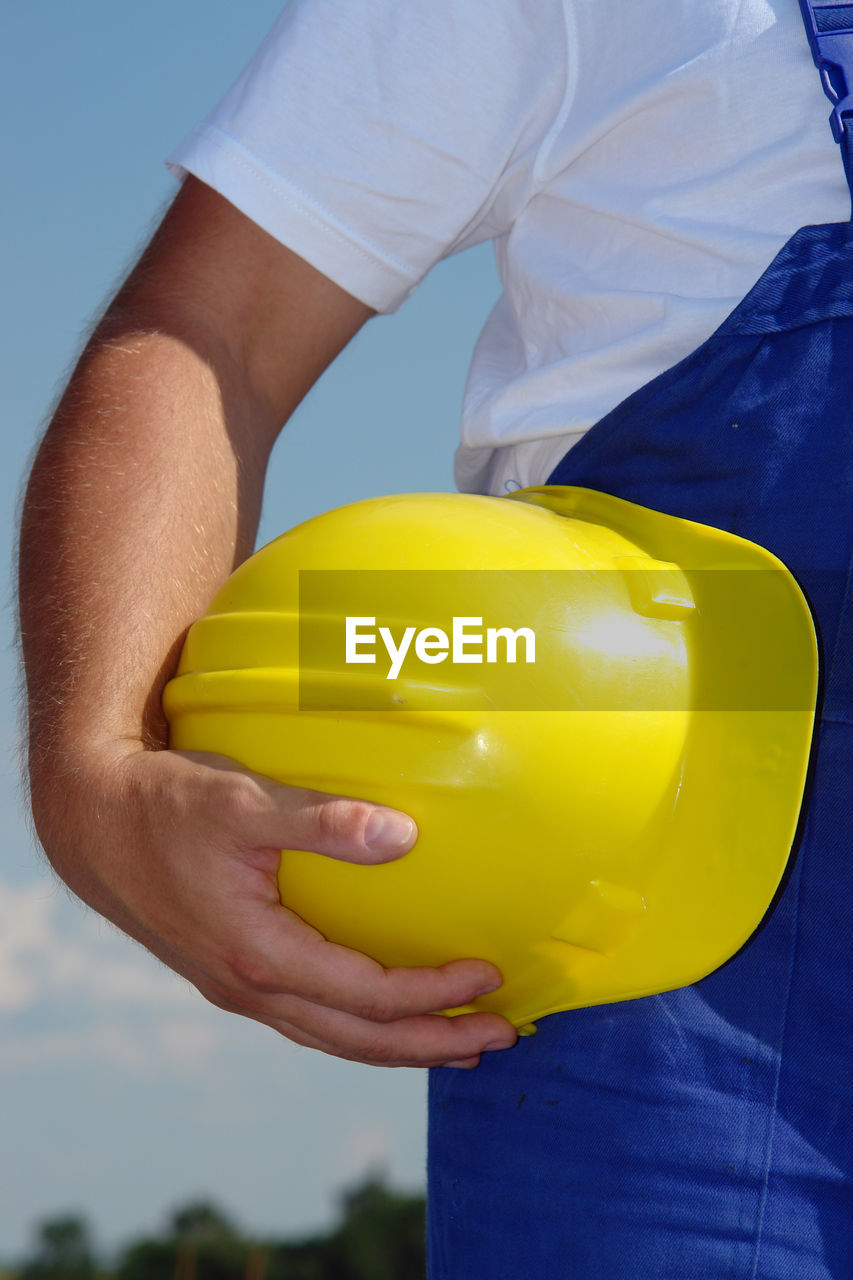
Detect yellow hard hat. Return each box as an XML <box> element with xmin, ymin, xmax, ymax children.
<box><xmin>163</xmin><ymin>487</ymin><xmax>818</xmax><ymax>1030</ymax></box>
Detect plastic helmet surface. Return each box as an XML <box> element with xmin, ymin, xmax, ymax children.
<box><xmin>163</xmin><ymin>487</ymin><xmax>818</xmax><ymax>1029</ymax></box>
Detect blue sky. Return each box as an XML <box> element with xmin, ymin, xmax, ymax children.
<box><xmin>1</xmin><ymin>2</ymin><xmax>500</xmax><ymax>1260</ymax></box>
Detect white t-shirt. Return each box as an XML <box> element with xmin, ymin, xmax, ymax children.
<box><xmin>168</xmin><ymin>0</ymin><xmax>848</xmax><ymax>495</ymax></box>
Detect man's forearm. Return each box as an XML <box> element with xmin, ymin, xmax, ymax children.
<box><xmin>19</xmin><ymin>307</ymin><xmax>272</xmax><ymax>779</ymax></box>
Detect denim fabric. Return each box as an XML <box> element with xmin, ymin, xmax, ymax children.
<box><xmin>427</xmin><ymin>222</ymin><xmax>853</xmax><ymax>1277</ymax></box>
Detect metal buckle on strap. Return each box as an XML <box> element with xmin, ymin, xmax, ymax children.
<box><xmin>799</xmin><ymin>0</ymin><xmax>853</xmax><ymax>140</ymax></box>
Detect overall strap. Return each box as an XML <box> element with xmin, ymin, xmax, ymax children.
<box><xmin>798</xmin><ymin>0</ymin><xmax>853</xmax><ymax>206</ymax></box>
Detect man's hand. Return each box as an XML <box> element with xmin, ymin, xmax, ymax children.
<box><xmin>33</xmin><ymin>746</ymin><xmax>515</xmax><ymax>1068</ymax></box>
<box><xmin>19</xmin><ymin>176</ymin><xmax>516</xmax><ymax>1067</ymax></box>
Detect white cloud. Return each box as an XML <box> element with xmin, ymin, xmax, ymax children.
<box><xmin>0</xmin><ymin>875</ymin><xmax>231</xmax><ymax>1075</ymax></box>
<box><xmin>0</xmin><ymin>879</ymin><xmax>60</xmax><ymax>1012</ymax></box>
<box><xmin>156</xmin><ymin>1018</ymin><xmax>224</xmax><ymax>1069</ymax></box>
<box><xmin>0</xmin><ymin>877</ymin><xmax>197</xmax><ymax>1013</ymax></box>
<box><xmin>0</xmin><ymin>1016</ymin><xmax>228</xmax><ymax>1075</ymax></box>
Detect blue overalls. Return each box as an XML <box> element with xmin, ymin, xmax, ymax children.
<box><xmin>427</xmin><ymin>6</ymin><xmax>853</xmax><ymax>1276</ymax></box>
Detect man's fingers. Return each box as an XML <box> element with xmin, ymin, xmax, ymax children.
<box><xmin>290</xmin><ymin>792</ymin><xmax>417</xmax><ymax>860</ymax></box>
<box><xmin>180</xmin><ymin>752</ymin><xmax>418</xmax><ymax>863</ymax></box>
<box><xmin>194</xmin><ymin>914</ymin><xmax>517</xmax><ymax>1067</ymax></box>
<box><xmin>241</xmin><ymin>904</ymin><xmax>504</xmax><ymax>1021</ymax></box>
<box><xmin>256</xmin><ymin>1001</ymin><xmax>517</xmax><ymax>1069</ymax></box>
<box><xmin>149</xmin><ymin>923</ymin><xmax>513</xmax><ymax>1068</ymax></box>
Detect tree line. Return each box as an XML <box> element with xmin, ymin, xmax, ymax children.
<box><xmin>5</xmin><ymin>1173</ymin><xmax>426</xmax><ymax>1280</ymax></box>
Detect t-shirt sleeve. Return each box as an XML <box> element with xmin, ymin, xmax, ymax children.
<box><xmin>167</xmin><ymin>0</ymin><xmax>569</xmax><ymax>312</ymax></box>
